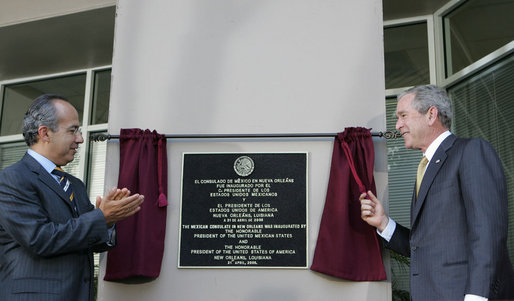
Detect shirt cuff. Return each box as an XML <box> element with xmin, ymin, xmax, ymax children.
<box><xmin>106</xmin><ymin>225</ymin><xmax>116</xmax><ymax>247</ymax></box>
<box><xmin>464</xmin><ymin>294</ymin><xmax>487</xmax><ymax>301</ymax></box>
<box><xmin>376</xmin><ymin>218</ymin><xmax>396</xmax><ymax>242</ymax></box>
<box><xmin>464</xmin><ymin>294</ymin><xmax>488</xmax><ymax>301</ymax></box>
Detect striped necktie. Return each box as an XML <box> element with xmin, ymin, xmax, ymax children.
<box><xmin>52</xmin><ymin>167</ymin><xmax>77</xmax><ymax>211</ymax></box>
<box><xmin>416</xmin><ymin>156</ymin><xmax>429</xmax><ymax>197</ymax></box>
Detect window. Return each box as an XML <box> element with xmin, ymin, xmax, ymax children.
<box><xmin>0</xmin><ymin>142</ymin><xmax>27</xmax><ymax>170</ymax></box>
<box><xmin>87</xmin><ymin>131</ymin><xmax>108</xmax><ymax>204</ymax></box>
<box><xmin>384</xmin><ymin>22</ymin><xmax>430</xmax><ymax>89</ymax></box>
<box><xmin>443</xmin><ymin>0</ymin><xmax>514</xmax><ymax>76</ymax></box>
<box><xmin>90</xmin><ymin>70</ymin><xmax>111</xmax><ymax>125</ymax></box>
<box><xmin>0</xmin><ymin>74</ymin><xmax>86</xmax><ymax>136</ymax></box>
<box><xmin>447</xmin><ymin>53</ymin><xmax>514</xmax><ymax>261</ymax></box>
<box><xmin>0</xmin><ymin>68</ymin><xmax>111</xmax><ymax>199</ymax></box>
<box><xmin>385</xmin><ymin>52</ymin><xmax>514</xmax><ymax>296</ymax></box>
<box><xmin>386</xmin><ymin>97</ymin><xmax>422</xmax><ymax>228</ymax></box>
<box><xmin>0</xmin><ymin>68</ymin><xmax>112</xmax><ymax>297</ymax></box>
<box><xmin>386</xmin><ymin>96</ymin><xmax>421</xmax><ymax>294</ymax></box>
<box><xmin>385</xmin><ymin>3</ymin><xmax>514</xmax><ymax>297</ymax></box>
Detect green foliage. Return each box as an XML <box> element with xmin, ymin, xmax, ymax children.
<box><xmin>390</xmin><ymin>251</ymin><xmax>410</xmax><ymax>301</ymax></box>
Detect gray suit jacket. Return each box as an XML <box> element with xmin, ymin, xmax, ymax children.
<box><xmin>385</xmin><ymin>135</ymin><xmax>514</xmax><ymax>300</ymax></box>
<box><xmin>0</xmin><ymin>154</ymin><xmax>111</xmax><ymax>301</ymax></box>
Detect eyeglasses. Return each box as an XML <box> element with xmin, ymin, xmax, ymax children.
<box><xmin>67</xmin><ymin>126</ymin><xmax>82</xmax><ymax>136</ymax></box>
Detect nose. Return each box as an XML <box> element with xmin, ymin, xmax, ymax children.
<box><xmin>395</xmin><ymin>119</ymin><xmax>402</xmax><ymax>130</ymax></box>
<box><xmin>76</xmin><ymin>132</ymin><xmax>84</xmax><ymax>144</ymax></box>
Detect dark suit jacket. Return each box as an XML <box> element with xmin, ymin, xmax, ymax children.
<box><xmin>385</xmin><ymin>134</ymin><xmax>514</xmax><ymax>300</ymax></box>
<box><xmin>0</xmin><ymin>154</ymin><xmax>112</xmax><ymax>301</ymax></box>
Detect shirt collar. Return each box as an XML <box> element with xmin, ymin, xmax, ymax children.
<box><xmin>424</xmin><ymin>130</ymin><xmax>451</xmax><ymax>162</ymax></box>
<box><xmin>27</xmin><ymin>149</ymin><xmax>57</xmax><ymax>176</ymax></box>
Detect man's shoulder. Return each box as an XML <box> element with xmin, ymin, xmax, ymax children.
<box><xmin>451</xmin><ymin>136</ymin><xmax>500</xmax><ymax>160</ymax></box>
<box><xmin>453</xmin><ymin>136</ymin><xmax>495</xmax><ymax>149</ymax></box>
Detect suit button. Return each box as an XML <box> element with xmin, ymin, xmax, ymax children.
<box><xmin>411</xmin><ymin>246</ymin><xmax>417</xmax><ymax>251</ymax></box>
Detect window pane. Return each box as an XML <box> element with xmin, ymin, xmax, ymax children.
<box><xmin>384</xmin><ymin>22</ymin><xmax>429</xmax><ymax>89</ymax></box>
<box><xmin>386</xmin><ymin>97</ymin><xmax>422</xmax><ymax>228</ymax></box>
<box><xmin>87</xmin><ymin>132</ymin><xmax>107</xmax><ymax>205</ymax></box>
<box><xmin>1</xmin><ymin>74</ymin><xmax>87</xmax><ymax>136</ymax></box>
<box><xmin>0</xmin><ymin>142</ymin><xmax>28</xmax><ymax>170</ymax></box>
<box><xmin>58</xmin><ymin>151</ymin><xmax>81</xmax><ymax>179</ymax></box>
<box><xmin>86</xmin><ymin>132</ymin><xmax>107</xmax><ymax>298</ymax></box>
<box><xmin>448</xmin><ymin>53</ymin><xmax>514</xmax><ymax>263</ymax></box>
<box><xmin>386</xmin><ymin>96</ymin><xmax>421</xmax><ymax>294</ymax></box>
<box><xmin>0</xmin><ymin>140</ymin><xmax>80</xmax><ymax>177</ymax></box>
<box><xmin>90</xmin><ymin>70</ymin><xmax>111</xmax><ymax>125</ymax></box>
<box><xmin>443</xmin><ymin>0</ymin><xmax>514</xmax><ymax>76</ymax></box>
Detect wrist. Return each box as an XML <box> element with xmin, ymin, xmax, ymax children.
<box><xmin>377</xmin><ymin>216</ymin><xmax>389</xmax><ymax>233</ymax></box>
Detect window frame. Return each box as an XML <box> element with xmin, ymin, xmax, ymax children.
<box><xmin>384</xmin><ymin>14</ymin><xmax>437</xmax><ymax>96</ymax></box>
<box><xmin>0</xmin><ymin>65</ymin><xmax>111</xmax><ymax>183</ymax></box>
<box><xmin>385</xmin><ymin>1</ymin><xmax>514</xmax><ymax>294</ymax></box>
<box><xmin>434</xmin><ymin>0</ymin><xmax>514</xmax><ymax>84</ymax></box>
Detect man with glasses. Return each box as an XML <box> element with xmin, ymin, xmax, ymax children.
<box><xmin>0</xmin><ymin>94</ymin><xmax>144</xmax><ymax>301</ymax></box>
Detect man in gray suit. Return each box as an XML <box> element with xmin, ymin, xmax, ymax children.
<box><xmin>0</xmin><ymin>94</ymin><xmax>144</xmax><ymax>301</ymax></box>
<box><xmin>360</xmin><ymin>85</ymin><xmax>514</xmax><ymax>300</ymax></box>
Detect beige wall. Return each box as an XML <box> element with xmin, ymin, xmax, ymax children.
<box><xmin>99</xmin><ymin>0</ymin><xmax>391</xmax><ymax>300</ymax></box>
<box><xmin>0</xmin><ymin>0</ymin><xmax>115</xmax><ymax>26</ymax></box>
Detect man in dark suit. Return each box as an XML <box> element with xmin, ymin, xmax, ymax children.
<box><xmin>360</xmin><ymin>85</ymin><xmax>514</xmax><ymax>300</ymax></box>
<box><xmin>0</xmin><ymin>94</ymin><xmax>144</xmax><ymax>301</ymax></box>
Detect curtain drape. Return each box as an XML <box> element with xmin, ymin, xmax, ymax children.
<box><xmin>311</xmin><ymin>127</ymin><xmax>386</xmax><ymax>281</ymax></box>
<box><xmin>104</xmin><ymin>128</ymin><xmax>168</xmax><ymax>281</ymax></box>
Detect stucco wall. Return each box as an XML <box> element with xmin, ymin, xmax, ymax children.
<box><xmin>99</xmin><ymin>0</ymin><xmax>391</xmax><ymax>300</ymax></box>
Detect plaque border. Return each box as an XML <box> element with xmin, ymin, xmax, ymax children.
<box><xmin>178</xmin><ymin>151</ymin><xmax>309</xmax><ymax>269</ymax></box>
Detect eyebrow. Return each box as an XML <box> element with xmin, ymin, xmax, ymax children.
<box><xmin>65</xmin><ymin>125</ymin><xmax>81</xmax><ymax>131</ymax></box>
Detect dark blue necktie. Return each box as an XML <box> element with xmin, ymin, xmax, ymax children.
<box><xmin>52</xmin><ymin>167</ymin><xmax>77</xmax><ymax>212</ymax></box>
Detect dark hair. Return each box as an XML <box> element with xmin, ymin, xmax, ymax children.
<box><xmin>22</xmin><ymin>94</ymin><xmax>69</xmax><ymax>146</ymax></box>
<box><xmin>398</xmin><ymin>85</ymin><xmax>453</xmax><ymax>129</ymax></box>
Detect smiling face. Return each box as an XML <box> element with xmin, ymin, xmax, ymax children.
<box><xmin>395</xmin><ymin>93</ymin><xmax>431</xmax><ymax>152</ymax></box>
<box><xmin>45</xmin><ymin>100</ymin><xmax>84</xmax><ymax>166</ymax></box>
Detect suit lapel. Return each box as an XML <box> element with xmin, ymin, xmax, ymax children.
<box><xmin>23</xmin><ymin>154</ymin><xmax>77</xmax><ymax>213</ymax></box>
<box><xmin>411</xmin><ymin>134</ymin><xmax>457</xmax><ymax>225</ymax></box>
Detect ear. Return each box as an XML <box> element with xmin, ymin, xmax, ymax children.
<box><xmin>426</xmin><ymin>106</ymin><xmax>439</xmax><ymax>126</ymax></box>
<box><xmin>37</xmin><ymin>125</ymin><xmax>51</xmax><ymax>143</ymax></box>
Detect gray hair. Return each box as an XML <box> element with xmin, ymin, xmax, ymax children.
<box><xmin>22</xmin><ymin>94</ymin><xmax>68</xmax><ymax>146</ymax></box>
<box><xmin>398</xmin><ymin>85</ymin><xmax>452</xmax><ymax>129</ymax></box>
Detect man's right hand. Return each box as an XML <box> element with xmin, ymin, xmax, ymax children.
<box><xmin>360</xmin><ymin>190</ymin><xmax>389</xmax><ymax>232</ymax></box>
<box><xmin>96</xmin><ymin>187</ymin><xmax>145</xmax><ymax>227</ymax></box>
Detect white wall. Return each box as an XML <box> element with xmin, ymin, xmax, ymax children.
<box><xmin>99</xmin><ymin>0</ymin><xmax>390</xmax><ymax>300</ymax></box>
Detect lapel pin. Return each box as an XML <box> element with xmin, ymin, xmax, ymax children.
<box><xmin>435</xmin><ymin>159</ymin><xmax>441</xmax><ymax>163</ymax></box>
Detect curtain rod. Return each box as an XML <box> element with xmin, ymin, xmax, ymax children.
<box><xmin>90</xmin><ymin>131</ymin><xmax>400</xmax><ymax>142</ymax></box>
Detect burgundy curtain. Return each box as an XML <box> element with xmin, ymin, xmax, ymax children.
<box><xmin>104</xmin><ymin>129</ymin><xmax>168</xmax><ymax>281</ymax></box>
<box><xmin>311</xmin><ymin>127</ymin><xmax>386</xmax><ymax>281</ymax></box>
